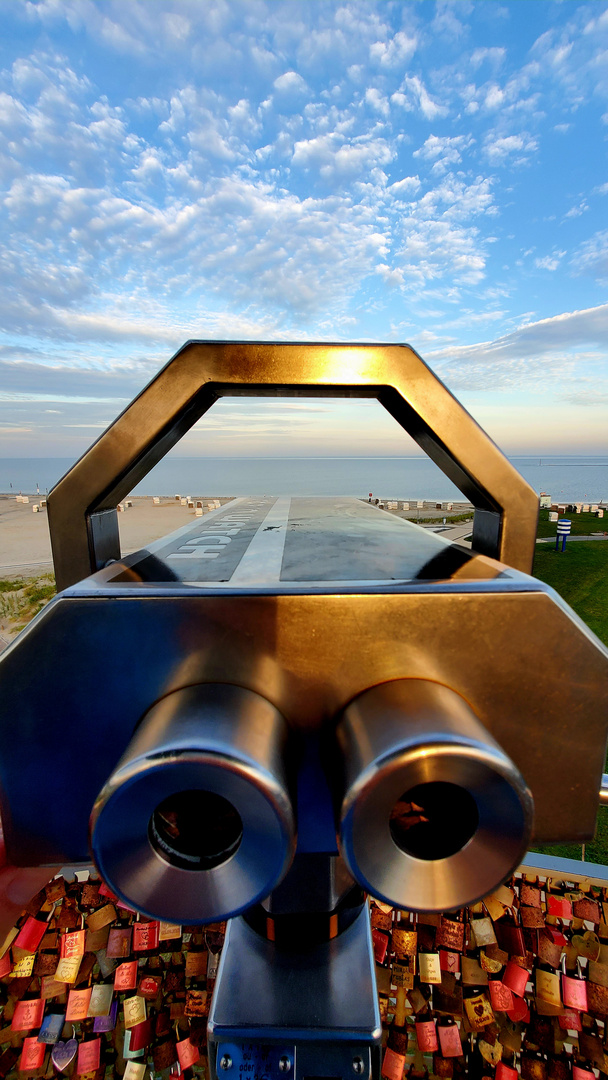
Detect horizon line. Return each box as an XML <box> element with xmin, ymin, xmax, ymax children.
<box><xmin>1</xmin><ymin>453</ymin><xmax>608</xmax><ymax>461</ymax></box>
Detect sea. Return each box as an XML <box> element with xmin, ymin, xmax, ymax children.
<box><xmin>1</xmin><ymin>455</ymin><xmax>607</xmax><ymax>503</ymax></box>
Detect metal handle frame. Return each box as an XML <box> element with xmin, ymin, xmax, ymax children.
<box><xmin>47</xmin><ymin>341</ymin><xmax>539</xmax><ymax>590</ymax></box>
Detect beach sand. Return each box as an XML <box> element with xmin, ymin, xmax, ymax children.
<box><xmin>0</xmin><ymin>495</ymin><xmax>236</xmax><ymax>579</ymax></box>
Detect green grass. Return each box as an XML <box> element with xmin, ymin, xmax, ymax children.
<box><xmin>24</xmin><ymin>582</ymin><xmax>56</xmax><ymax>609</ymax></box>
<box><xmin>414</xmin><ymin>512</ymin><xmax>473</xmax><ymax>524</ymax></box>
<box><xmin>536</xmin><ymin>506</ymin><xmax>607</xmax><ymax>538</ymax></box>
<box><xmin>530</xmin><ymin>539</ymin><xmax>608</xmax><ymax>863</ymax></box>
<box><xmin>0</xmin><ymin>574</ymin><xmax>56</xmax><ymax>625</ymax></box>
<box><xmin>531</xmin><ymin>814</ymin><xmax>608</xmax><ymax>864</ymax></box>
<box><xmin>0</xmin><ymin>578</ymin><xmax>26</xmax><ymax>592</ymax></box>
<box><xmin>532</xmin><ymin>541</ymin><xmax>608</xmax><ymax>647</ymax></box>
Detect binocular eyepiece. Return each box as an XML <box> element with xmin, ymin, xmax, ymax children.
<box><xmin>90</xmin><ymin>678</ymin><xmax>533</xmax><ymax>923</ymax></box>
<box><xmin>90</xmin><ymin>684</ymin><xmax>297</xmax><ymax>924</ymax></box>
<box><xmin>337</xmin><ymin>679</ymin><xmax>533</xmax><ymax>914</ymax></box>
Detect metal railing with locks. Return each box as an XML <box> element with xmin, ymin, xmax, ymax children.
<box><xmin>0</xmin><ymin>342</ymin><xmax>606</xmax><ymax>1080</ymax></box>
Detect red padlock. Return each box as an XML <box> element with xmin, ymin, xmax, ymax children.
<box><xmin>503</xmin><ymin>959</ymin><xmax>529</xmax><ymax>997</ymax></box>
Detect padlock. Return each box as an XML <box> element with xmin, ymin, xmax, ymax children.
<box><xmin>488</xmin><ymin>979</ymin><xmax>514</xmax><ymax>1012</ymax></box>
<box><xmin>495</xmin><ymin>914</ymin><xmax>526</xmax><ymax>958</ymax></box>
<box><xmin>372</xmin><ymin>929</ymin><xmax>390</xmax><ymax>966</ymax></box>
<box><xmin>470</xmin><ymin>918</ymin><xmax>497</xmax><ymax>949</ymax></box>
<box><xmin>521</xmin><ymin>907</ymin><xmax>546</xmax><ymax>930</ymax></box>
<box><xmin>503</xmin><ymin>960</ymin><xmax>530</xmax><ymax>998</ymax></box>
<box><xmin>381</xmin><ymin>1046</ymin><xmax>407</xmax><ymax>1080</ymax></box>
<box><xmin>561</xmin><ymin>963</ymin><xmax>588</xmax><ymax>1012</ymax></box>
<box><xmin>536</xmin><ymin>968</ymin><xmax>562</xmax><ymax>1009</ymax></box>
<box><xmin>436</xmin><ymin>916</ymin><xmax>465</xmax><ymax>953</ymax></box>
<box><xmin>558</xmin><ymin>1008</ymin><xmax>583</xmax><ymax>1032</ymax></box>
<box><xmin>416</xmin><ymin>1016</ymin><xmax>439</xmax><ymax>1053</ymax></box>
<box><xmin>496</xmin><ymin>1061</ymin><xmax>518</xmax><ymax>1080</ymax></box>
<box><xmin>437</xmin><ymin>1020</ymin><xmax>463</xmax><ymax>1058</ymax></box>
<box><xmin>521</xmin><ymin>1052</ymin><xmax>548</xmax><ymax>1080</ymax></box>
<box><xmin>114</xmin><ymin>961</ymin><xmax>138</xmax><ymax>992</ymax></box>
<box><xmin>106</xmin><ymin>927</ymin><xmax>132</xmax><ymax>958</ymax></box>
<box><xmin>19</xmin><ymin>1037</ymin><xmax>45</xmax><ymax>1072</ymax></box>
<box><xmin>572</xmin><ymin>899</ymin><xmax>600</xmax><ymax>924</ymax></box>
<box><xmin>392</xmin><ymin>956</ymin><xmax>416</xmax><ymax>990</ymax></box>
<box><xmin>547</xmin><ymin>895</ymin><xmax>573</xmax><ymax>920</ymax></box>
<box><xmin>419</xmin><ymin>952</ymin><xmax>442</xmax><ymax>985</ymax></box>
<box><xmin>538</xmin><ymin>931</ymin><xmax>564</xmax><ymax>969</ymax></box>
<box><xmin>65</xmin><ymin>985</ymin><xmax>93</xmax><ymax>1022</ymax></box>
<box><xmin>463</xmin><ymin>993</ymin><xmax>494</xmax><ymax>1031</ymax></box>
<box><xmin>77</xmin><ymin>1038</ymin><xmax>101</xmax><ymax>1074</ymax></box>
<box><xmin>461</xmin><ymin>956</ymin><xmax>489</xmax><ymax>987</ymax></box>
<box><xmin>520</xmin><ymin>882</ymin><xmax>542</xmax><ymax>910</ymax></box>
<box><xmin>440</xmin><ymin>951</ymin><xmax>460</xmax><ymax>975</ymax></box>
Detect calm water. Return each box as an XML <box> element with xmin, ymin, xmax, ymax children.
<box><xmin>1</xmin><ymin>456</ymin><xmax>607</xmax><ymax>502</ymax></box>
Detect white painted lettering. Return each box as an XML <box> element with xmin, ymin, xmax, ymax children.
<box><xmin>185</xmin><ymin>535</ymin><xmax>232</xmax><ymax>545</ymax></box>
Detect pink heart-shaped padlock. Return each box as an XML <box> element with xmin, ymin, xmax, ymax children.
<box><xmin>51</xmin><ymin>1039</ymin><xmax>78</xmax><ymax>1072</ymax></box>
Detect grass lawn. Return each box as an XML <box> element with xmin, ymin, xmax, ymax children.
<box><xmin>532</xmin><ymin>540</ymin><xmax>608</xmax><ymax>647</ymax></box>
<box><xmin>530</xmin><ymin>539</ymin><xmax>608</xmax><ymax>863</ymax></box>
<box><xmin>536</xmin><ymin>506</ymin><xmax>607</xmax><ymax>538</ymax></box>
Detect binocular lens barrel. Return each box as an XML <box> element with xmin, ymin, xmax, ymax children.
<box><xmin>149</xmin><ymin>789</ymin><xmax>243</xmax><ymax>871</ymax></box>
<box><xmin>337</xmin><ymin>679</ymin><xmax>533</xmax><ymax>912</ymax></box>
<box><xmin>90</xmin><ymin>684</ymin><xmax>296</xmax><ymax>923</ymax></box>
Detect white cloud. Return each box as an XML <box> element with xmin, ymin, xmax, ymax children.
<box><xmin>470</xmin><ymin>47</ymin><xmax>506</xmax><ymax>69</ymax></box>
<box><xmin>273</xmin><ymin>71</ymin><xmax>308</xmax><ymax>93</ymax></box>
<box><xmin>432</xmin><ymin>1</ymin><xmax>470</xmax><ymax>41</ymax></box>
<box><xmin>291</xmin><ymin>133</ymin><xmax>394</xmax><ymax>179</ymax></box>
<box><xmin>100</xmin><ymin>15</ymin><xmax>147</xmax><ymax>55</ymax></box>
<box><xmin>413</xmin><ymin>134</ymin><xmax>474</xmax><ymax>174</ymax></box>
<box><xmin>375</xmin><ymin>264</ymin><xmax>405</xmax><ymax>287</ymax></box>
<box><xmin>364</xmin><ymin>88</ymin><xmax>390</xmax><ymax>116</ymax></box>
<box><xmin>560</xmin><ymin>391</ymin><xmax>608</xmax><ymax>407</ymax></box>
<box><xmin>399</xmin><ymin>76</ymin><xmax>448</xmax><ymax>121</ymax></box>
<box><xmin>482</xmin><ymin>132</ymin><xmax>537</xmax><ymax>164</ymax></box>
<box><xmin>563</xmin><ymin>201</ymin><xmax>588</xmax><ymax>220</ymax></box>
<box><xmin>534</xmin><ymin>253</ymin><xmax>566</xmax><ymax>271</ymax></box>
<box><xmin>583</xmin><ymin>7</ymin><xmax>608</xmax><ymax>35</ymax></box>
<box><xmin>395</xmin><ymin>217</ymin><xmax>487</xmax><ymax>287</ymax></box>
<box><xmin>484</xmin><ymin>83</ymin><xmax>505</xmax><ymax>111</ymax></box>
<box><xmin>429</xmin><ymin>303</ymin><xmax>608</xmax><ymax>368</ymax></box>
<box><xmin>571</xmin><ymin>231</ymin><xmax>608</xmax><ymax>282</ymax></box>
<box><xmin>2</xmin><ymin>163</ymin><xmax>396</xmax><ymax>336</ymax></box>
<box><xmin>388</xmin><ymin>176</ymin><xmax>421</xmax><ymax>197</ymax></box>
<box><xmin>369</xmin><ymin>31</ymin><xmax>417</xmax><ymax>67</ymax></box>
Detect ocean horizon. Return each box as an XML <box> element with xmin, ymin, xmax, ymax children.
<box><xmin>1</xmin><ymin>455</ymin><xmax>607</xmax><ymax>503</ymax></box>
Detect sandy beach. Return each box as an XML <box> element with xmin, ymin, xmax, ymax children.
<box><xmin>0</xmin><ymin>495</ymin><xmax>237</xmax><ymax>579</ymax></box>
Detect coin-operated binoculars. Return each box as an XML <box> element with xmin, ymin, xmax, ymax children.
<box><xmin>1</xmin><ymin>343</ymin><xmax>607</xmax><ymax>1080</ymax></box>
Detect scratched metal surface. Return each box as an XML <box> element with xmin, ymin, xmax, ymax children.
<box><xmin>143</xmin><ymin>497</ymin><xmax>478</xmax><ymax>585</ymax></box>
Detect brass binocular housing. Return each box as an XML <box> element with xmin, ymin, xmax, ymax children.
<box><xmin>90</xmin><ymin>677</ymin><xmax>532</xmax><ymax>923</ymax></box>
<box><xmin>1</xmin><ymin>343</ymin><xmax>606</xmax><ymax>933</ymax></box>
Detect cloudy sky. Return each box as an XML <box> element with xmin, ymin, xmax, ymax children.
<box><xmin>1</xmin><ymin>0</ymin><xmax>608</xmax><ymax>459</ymax></box>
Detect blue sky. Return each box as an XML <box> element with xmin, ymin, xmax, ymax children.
<box><xmin>1</xmin><ymin>0</ymin><xmax>607</xmax><ymax>458</ymax></box>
